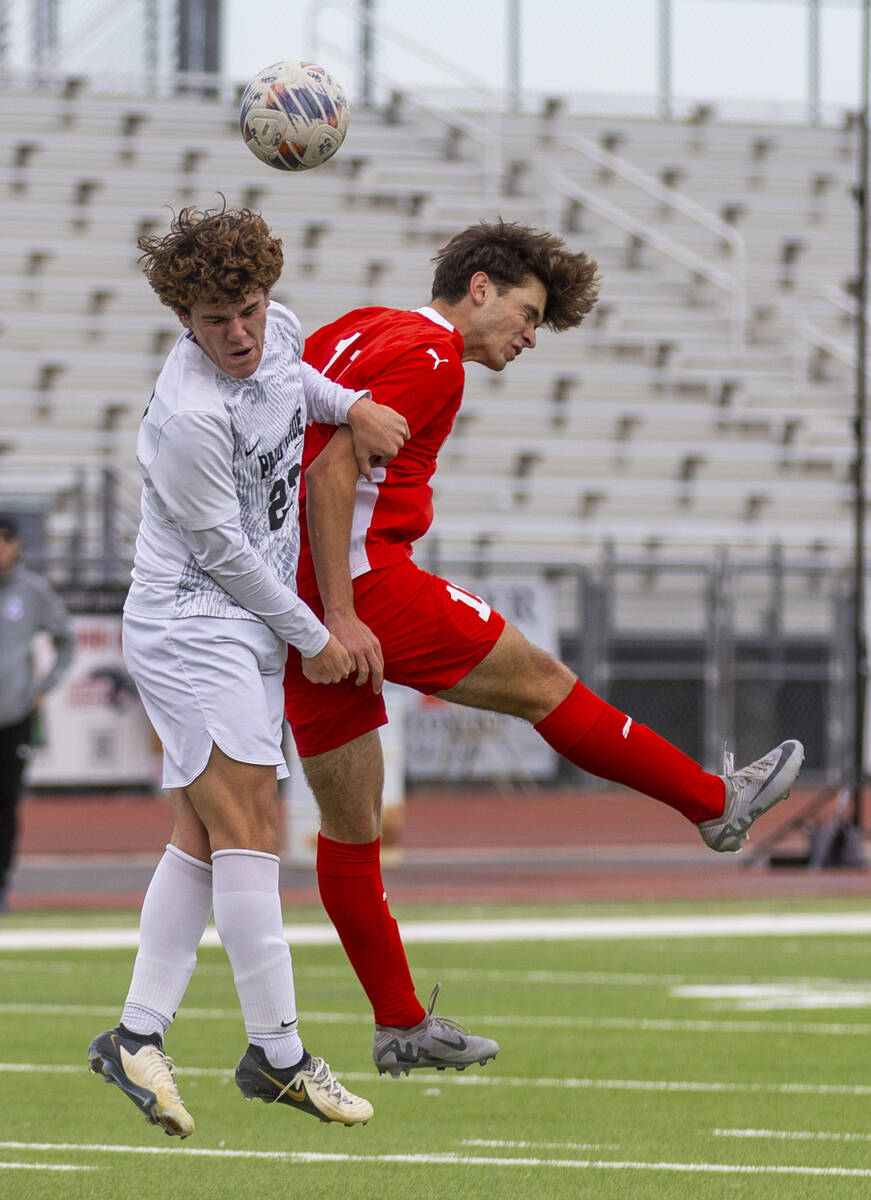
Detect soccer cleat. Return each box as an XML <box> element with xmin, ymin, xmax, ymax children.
<box><xmin>234</xmin><ymin>1044</ymin><xmax>373</xmax><ymax>1126</ymax></box>
<box><xmin>373</xmin><ymin>983</ymin><xmax>500</xmax><ymax>1078</ymax></box>
<box><xmin>88</xmin><ymin>1025</ymin><xmax>195</xmax><ymax>1138</ymax></box>
<box><xmin>697</xmin><ymin>739</ymin><xmax>805</xmax><ymax>853</ymax></box>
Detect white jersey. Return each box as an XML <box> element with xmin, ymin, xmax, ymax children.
<box><xmin>125</xmin><ymin>301</ymin><xmax>363</xmax><ymax>654</ymax></box>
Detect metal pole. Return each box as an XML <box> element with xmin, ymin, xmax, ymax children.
<box><xmin>359</xmin><ymin>0</ymin><xmax>374</xmax><ymax>109</ymax></box>
<box><xmin>32</xmin><ymin>0</ymin><xmax>58</xmax><ymax>73</ymax></box>
<box><xmin>144</xmin><ymin>0</ymin><xmax>159</xmax><ymax>92</ymax></box>
<box><xmin>852</xmin><ymin>0</ymin><xmax>870</xmax><ymax>829</ymax></box>
<box><xmin>0</xmin><ymin>0</ymin><xmax>10</xmax><ymax>76</ymax></box>
<box><xmin>101</xmin><ymin>467</ymin><xmax>117</xmax><ymax>587</ymax></box>
<box><xmin>507</xmin><ymin>0</ymin><xmax>521</xmax><ymax>112</ymax></box>
<box><xmin>658</xmin><ymin>0</ymin><xmax>672</xmax><ymax>120</ymax></box>
<box><xmin>807</xmin><ymin>0</ymin><xmax>821</xmax><ymax>126</ymax></box>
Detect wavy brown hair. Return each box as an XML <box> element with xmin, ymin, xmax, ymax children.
<box><xmin>138</xmin><ymin>203</ymin><xmax>284</xmax><ymax>313</ymax></box>
<box><xmin>431</xmin><ymin>219</ymin><xmax>599</xmax><ymax>331</ymax></box>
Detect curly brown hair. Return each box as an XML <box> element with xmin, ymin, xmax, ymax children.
<box><xmin>138</xmin><ymin>203</ymin><xmax>284</xmax><ymax>313</ymax></box>
<box><xmin>431</xmin><ymin>219</ymin><xmax>600</xmax><ymax>331</ymax></box>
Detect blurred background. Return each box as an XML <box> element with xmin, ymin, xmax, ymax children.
<box><xmin>2</xmin><ymin>0</ymin><xmax>870</xmax><ymax>892</ymax></box>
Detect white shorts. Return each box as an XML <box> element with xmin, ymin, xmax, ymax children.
<box><xmin>122</xmin><ymin>612</ymin><xmax>289</xmax><ymax>790</ymax></box>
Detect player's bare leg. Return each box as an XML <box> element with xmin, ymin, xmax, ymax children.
<box><xmin>183</xmin><ymin>743</ymin><xmax>280</xmax><ymax>854</ymax></box>
<box><xmin>302</xmin><ymin>730</ymin><xmax>383</xmax><ymax>842</ymax></box>
<box><xmin>435</xmin><ymin>621</ymin><xmax>574</xmax><ymax>723</ymax></box>
<box><xmin>169</xmin><ymin>786</ymin><xmax>212</xmax><ymax>862</ymax></box>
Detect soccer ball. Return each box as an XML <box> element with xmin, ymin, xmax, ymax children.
<box><xmin>239</xmin><ymin>60</ymin><xmax>350</xmax><ymax>172</ymax></box>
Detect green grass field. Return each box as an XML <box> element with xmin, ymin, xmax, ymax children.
<box><xmin>3</xmin><ymin>901</ymin><xmax>871</xmax><ymax>1199</ymax></box>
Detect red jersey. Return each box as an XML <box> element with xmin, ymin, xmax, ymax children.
<box><xmin>296</xmin><ymin>306</ymin><xmax>465</xmax><ymax>596</ymax></box>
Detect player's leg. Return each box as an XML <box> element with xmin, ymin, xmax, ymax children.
<box><xmin>120</xmin><ymin>789</ymin><xmax>212</xmax><ymax>1040</ymax></box>
<box><xmin>304</xmin><ymin>731</ymin><xmax>498</xmax><ymax>1076</ymax></box>
<box><xmin>285</xmin><ymin>612</ymin><xmax>428</xmax><ymax>1029</ymax></box>
<box><xmin>92</xmin><ymin>615</ymin><xmax>371</xmax><ymax>1130</ymax></box>
<box><xmin>88</xmin><ymin>756</ymin><xmax>262</xmax><ymax>1141</ymax></box>
<box><xmin>303</xmin><ymin>727</ymin><xmax>383</xmax><ymax>843</ymax></box>
<box><xmin>89</xmin><ymin>795</ymin><xmax>211</xmax><ymax>1140</ymax></box>
<box><xmin>438</xmin><ymin>621</ymin><xmax>804</xmax><ymax>848</ymax></box>
<box><xmin>191</xmin><ymin>743</ymin><xmax>372</xmax><ymax>1125</ymax></box>
<box><xmin>302</xmin><ymin>730</ymin><xmax>427</xmax><ymax>1029</ymax></box>
<box><xmin>286</xmin><ymin>567</ymin><xmax>499</xmax><ymax>1074</ymax></box>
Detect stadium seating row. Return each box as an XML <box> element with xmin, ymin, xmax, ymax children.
<box><xmin>0</xmin><ymin>82</ymin><xmax>863</xmax><ymax>571</ymax></box>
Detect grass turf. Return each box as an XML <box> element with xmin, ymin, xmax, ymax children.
<box><xmin>2</xmin><ymin>904</ymin><xmax>871</xmax><ymax>1199</ymax></box>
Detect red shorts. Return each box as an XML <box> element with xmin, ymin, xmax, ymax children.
<box><xmin>284</xmin><ymin>558</ymin><xmax>505</xmax><ymax>756</ymax></box>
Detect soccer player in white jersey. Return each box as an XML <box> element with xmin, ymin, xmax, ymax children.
<box><xmin>87</xmin><ymin>204</ymin><xmax>409</xmax><ymax>1136</ymax></box>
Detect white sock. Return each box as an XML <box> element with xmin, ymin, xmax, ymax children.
<box><xmin>121</xmin><ymin>844</ymin><xmax>213</xmax><ymax>1037</ymax></box>
<box><xmin>211</xmin><ymin>848</ymin><xmax>304</xmax><ymax>1068</ymax></box>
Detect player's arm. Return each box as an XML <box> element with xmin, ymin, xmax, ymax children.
<box><xmin>304</xmin><ymin>426</ymin><xmax>385</xmax><ymax>693</ymax></box>
<box><xmin>183</xmin><ymin>520</ymin><xmax>353</xmax><ymax>684</ymax></box>
<box><xmin>301</xmin><ymin>362</ymin><xmax>408</xmax><ymax>481</ymax></box>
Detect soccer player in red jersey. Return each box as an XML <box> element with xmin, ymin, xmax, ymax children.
<box><xmin>283</xmin><ymin>220</ymin><xmax>805</xmax><ymax>1078</ymax></box>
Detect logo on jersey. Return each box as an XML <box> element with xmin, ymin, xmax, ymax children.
<box><xmin>426</xmin><ymin>348</ymin><xmax>450</xmax><ymax>370</ymax></box>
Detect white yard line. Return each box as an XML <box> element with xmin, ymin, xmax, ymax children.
<box><xmin>2</xmin><ymin>1141</ymin><xmax>871</xmax><ymax>1177</ymax></box>
<box><xmin>462</xmin><ymin>1138</ymin><xmax>620</xmax><ymax>1151</ymax></box>
<box><xmin>4</xmin><ymin>957</ymin><xmax>864</xmax><ymax>993</ymax></box>
<box><xmin>2</xmin><ymin>1001</ymin><xmax>870</xmax><ymax>1036</ymax></box>
<box><xmin>716</xmin><ymin>1128</ymin><xmax>871</xmax><ymax>1143</ymax></box>
<box><xmin>0</xmin><ymin>1161</ymin><xmax>95</xmax><ymax>1171</ymax></box>
<box><xmin>4</xmin><ymin>910</ymin><xmax>871</xmax><ymax>950</ymax></box>
<box><xmin>5</xmin><ymin>1063</ymin><xmax>871</xmax><ymax>1096</ymax></box>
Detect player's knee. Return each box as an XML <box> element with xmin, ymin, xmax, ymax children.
<box><xmin>203</xmin><ymin>786</ymin><xmax>280</xmax><ymax>853</ymax></box>
<box><xmin>514</xmin><ymin>649</ymin><xmax>576</xmax><ymax>723</ymax></box>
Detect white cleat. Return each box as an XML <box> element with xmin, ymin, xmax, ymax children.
<box><xmin>235</xmin><ymin>1044</ymin><xmax>373</xmax><ymax>1126</ymax></box>
<box><xmin>88</xmin><ymin>1025</ymin><xmax>195</xmax><ymax>1138</ymax></box>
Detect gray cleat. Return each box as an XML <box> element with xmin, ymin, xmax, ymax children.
<box><xmin>697</xmin><ymin>739</ymin><xmax>805</xmax><ymax>852</ymax></box>
<box><xmin>373</xmin><ymin>984</ymin><xmax>499</xmax><ymax>1078</ymax></box>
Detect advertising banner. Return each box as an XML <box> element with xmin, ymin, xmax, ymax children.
<box><xmin>28</xmin><ymin>614</ymin><xmax>155</xmax><ymax>787</ymax></box>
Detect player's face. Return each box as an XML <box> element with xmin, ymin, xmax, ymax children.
<box><xmin>178</xmin><ymin>290</ymin><xmax>270</xmax><ymax>378</ymax></box>
<box><xmin>463</xmin><ymin>274</ymin><xmax>547</xmax><ymax>371</ymax></box>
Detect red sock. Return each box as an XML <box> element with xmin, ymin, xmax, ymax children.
<box><xmin>534</xmin><ymin>681</ymin><xmax>725</xmax><ymax>823</ymax></box>
<box><xmin>316</xmin><ymin>834</ymin><xmax>426</xmax><ymax>1028</ymax></box>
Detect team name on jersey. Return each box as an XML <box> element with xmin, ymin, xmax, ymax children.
<box><xmin>257</xmin><ymin>406</ymin><xmax>304</xmax><ymax>479</ymax></box>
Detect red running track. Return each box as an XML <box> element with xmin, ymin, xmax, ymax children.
<box><xmin>10</xmin><ymin>785</ymin><xmax>871</xmax><ymax>909</ymax></box>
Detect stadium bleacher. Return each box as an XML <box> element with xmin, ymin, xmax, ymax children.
<box><xmin>0</xmin><ymin>81</ymin><xmax>863</xmax><ymax>572</ymax></box>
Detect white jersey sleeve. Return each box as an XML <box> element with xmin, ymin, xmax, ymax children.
<box><xmin>140</xmin><ymin>409</ymin><xmax>238</xmax><ymax>531</ymax></box>
<box><xmin>302</xmin><ymin>361</ymin><xmax>370</xmax><ymax>426</ymax></box>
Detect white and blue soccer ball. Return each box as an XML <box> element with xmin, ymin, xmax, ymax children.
<box><xmin>239</xmin><ymin>60</ymin><xmax>350</xmax><ymax>171</ymax></box>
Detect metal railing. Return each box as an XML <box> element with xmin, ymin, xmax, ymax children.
<box><xmin>555</xmin><ymin>137</ymin><xmax>746</xmax><ymax>350</ymax></box>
